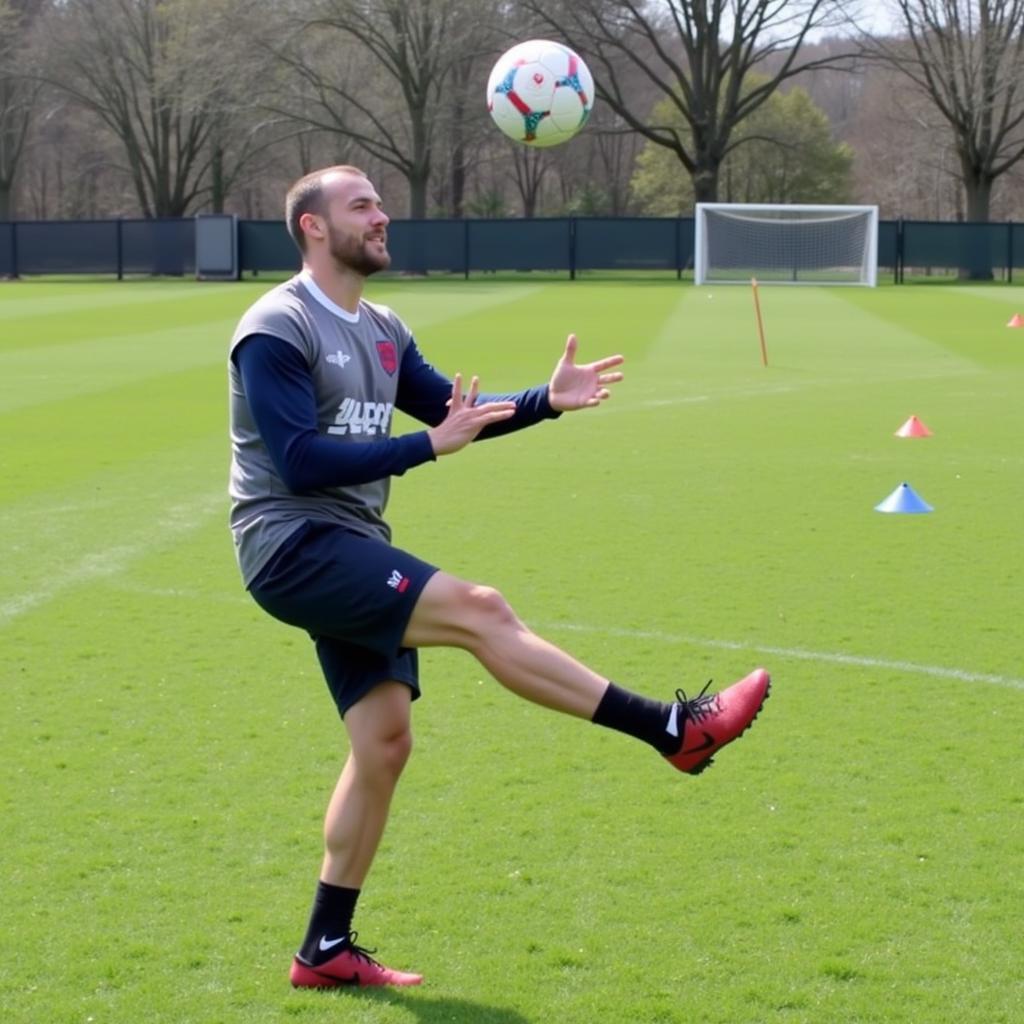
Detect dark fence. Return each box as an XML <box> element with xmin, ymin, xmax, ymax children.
<box><xmin>2</xmin><ymin>216</ymin><xmax>1022</xmax><ymax>281</ymax></box>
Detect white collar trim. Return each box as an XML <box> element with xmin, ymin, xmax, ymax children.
<box><xmin>299</xmin><ymin>270</ymin><xmax>360</xmax><ymax>323</ymax></box>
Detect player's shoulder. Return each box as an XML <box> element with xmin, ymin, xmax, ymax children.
<box><xmin>231</xmin><ymin>275</ymin><xmax>313</xmax><ymax>354</ymax></box>
<box><xmin>359</xmin><ymin>298</ymin><xmax>412</xmax><ymax>340</ymax></box>
<box><xmin>243</xmin><ymin>275</ymin><xmax>310</xmax><ymax>319</ymax></box>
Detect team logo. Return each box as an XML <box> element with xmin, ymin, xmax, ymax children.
<box><xmin>387</xmin><ymin>569</ymin><xmax>410</xmax><ymax>593</ymax></box>
<box><xmin>376</xmin><ymin>340</ymin><xmax>398</xmax><ymax>376</ymax></box>
<box><xmin>326</xmin><ymin>350</ymin><xmax>351</xmax><ymax>369</ymax></box>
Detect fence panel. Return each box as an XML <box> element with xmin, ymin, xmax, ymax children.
<box><xmin>877</xmin><ymin>220</ymin><xmax>898</xmax><ymax>270</ymax></box>
<box><xmin>902</xmin><ymin>220</ymin><xmax>1009</xmax><ymax>276</ymax></box>
<box><xmin>387</xmin><ymin>220</ymin><xmax>466</xmax><ymax>273</ymax></box>
<box><xmin>15</xmin><ymin>220</ymin><xmax>120</xmax><ymax>274</ymax></box>
<box><xmin>468</xmin><ymin>218</ymin><xmax>571</xmax><ymax>272</ymax></box>
<box><xmin>121</xmin><ymin>219</ymin><xmax>194</xmax><ymax>276</ymax></box>
<box><xmin>239</xmin><ymin>220</ymin><xmax>299</xmax><ymax>273</ymax></box>
<box><xmin>0</xmin><ymin>222</ymin><xmax>13</xmax><ymax>277</ymax></box>
<box><xmin>574</xmin><ymin>217</ymin><xmax>681</xmax><ymax>271</ymax></box>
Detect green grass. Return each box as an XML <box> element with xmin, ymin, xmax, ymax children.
<box><xmin>2</xmin><ymin>276</ymin><xmax>1023</xmax><ymax>1024</ymax></box>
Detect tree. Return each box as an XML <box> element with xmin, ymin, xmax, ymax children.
<box><xmin>866</xmin><ymin>0</ymin><xmax>1024</xmax><ymax>223</ymax></box>
<box><xmin>262</xmin><ymin>0</ymin><xmax>490</xmax><ymax>219</ymax></box>
<box><xmin>523</xmin><ymin>0</ymin><xmax>860</xmax><ymax>202</ymax></box>
<box><xmin>41</xmin><ymin>0</ymin><xmax>221</xmax><ymax>217</ymax></box>
<box><xmin>631</xmin><ymin>78</ymin><xmax>853</xmax><ymax>212</ymax></box>
<box><xmin>0</xmin><ymin>0</ymin><xmax>47</xmax><ymax>219</ymax></box>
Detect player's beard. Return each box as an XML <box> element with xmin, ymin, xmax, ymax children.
<box><xmin>327</xmin><ymin>222</ymin><xmax>391</xmax><ymax>276</ymax></box>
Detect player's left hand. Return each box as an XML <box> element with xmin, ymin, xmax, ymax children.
<box><xmin>548</xmin><ymin>333</ymin><xmax>624</xmax><ymax>412</ymax></box>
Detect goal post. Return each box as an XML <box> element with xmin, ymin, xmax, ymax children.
<box><xmin>694</xmin><ymin>203</ymin><xmax>879</xmax><ymax>286</ymax></box>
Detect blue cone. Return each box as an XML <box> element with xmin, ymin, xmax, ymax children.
<box><xmin>875</xmin><ymin>482</ymin><xmax>934</xmax><ymax>514</ymax></box>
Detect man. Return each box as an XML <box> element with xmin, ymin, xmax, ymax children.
<box><xmin>228</xmin><ymin>165</ymin><xmax>770</xmax><ymax>989</ymax></box>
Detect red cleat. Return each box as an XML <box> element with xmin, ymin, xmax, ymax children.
<box><xmin>664</xmin><ymin>668</ymin><xmax>770</xmax><ymax>775</ymax></box>
<box><xmin>290</xmin><ymin>935</ymin><xmax>422</xmax><ymax>988</ymax></box>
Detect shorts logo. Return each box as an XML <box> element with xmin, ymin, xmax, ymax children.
<box><xmin>387</xmin><ymin>569</ymin><xmax>410</xmax><ymax>593</ymax></box>
<box><xmin>376</xmin><ymin>340</ymin><xmax>398</xmax><ymax>376</ymax></box>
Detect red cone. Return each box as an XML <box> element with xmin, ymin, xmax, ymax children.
<box><xmin>895</xmin><ymin>415</ymin><xmax>933</xmax><ymax>438</ymax></box>
<box><xmin>1007</xmin><ymin>314</ymin><xmax>1024</xmax><ymax>328</ymax></box>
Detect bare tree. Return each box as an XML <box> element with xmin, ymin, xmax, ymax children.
<box><xmin>39</xmin><ymin>0</ymin><xmax>276</xmax><ymax>217</ymax></box>
<box><xmin>0</xmin><ymin>0</ymin><xmax>47</xmax><ymax>219</ymax></box>
<box><xmin>522</xmin><ymin>0</ymin><xmax>860</xmax><ymax>202</ymax></box>
<box><xmin>262</xmin><ymin>0</ymin><xmax>487</xmax><ymax>219</ymax></box>
<box><xmin>40</xmin><ymin>0</ymin><xmax>217</xmax><ymax>216</ymax></box>
<box><xmin>866</xmin><ymin>0</ymin><xmax>1024</xmax><ymax>223</ymax></box>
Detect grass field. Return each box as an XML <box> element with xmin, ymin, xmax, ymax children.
<box><xmin>2</xmin><ymin>274</ymin><xmax>1023</xmax><ymax>1024</ymax></box>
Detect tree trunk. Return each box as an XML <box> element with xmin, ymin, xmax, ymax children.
<box><xmin>211</xmin><ymin>143</ymin><xmax>226</xmax><ymax>214</ymax></box>
<box><xmin>960</xmin><ymin>163</ymin><xmax>994</xmax><ymax>280</ymax></box>
<box><xmin>450</xmin><ymin>133</ymin><xmax>466</xmax><ymax>219</ymax></box>
<box><xmin>691</xmin><ymin>159</ymin><xmax>720</xmax><ymax>204</ymax></box>
<box><xmin>408</xmin><ymin>170</ymin><xmax>428</xmax><ymax>220</ymax></box>
<box><xmin>963</xmin><ymin>174</ymin><xmax>992</xmax><ymax>223</ymax></box>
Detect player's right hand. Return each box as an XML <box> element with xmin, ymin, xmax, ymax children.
<box><xmin>427</xmin><ymin>373</ymin><xmax>516</xmax><ymax>456</ymax></box>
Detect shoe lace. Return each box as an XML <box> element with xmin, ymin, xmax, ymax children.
<box><xmin>344</xmin><ymin>932</ymin><xmax>383</xmax><ymax>967</ymax></box>
<box><xmin>674</xmin><ymin>680</ymin><xmax>720</xmax><ymax>722</ymax></box>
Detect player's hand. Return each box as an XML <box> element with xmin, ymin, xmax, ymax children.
<box><xmin>548</xmin><ymin>333</ymin><xmax>624</xmax><ymax>412</ymax></box>
<box><xmin>427</xmin><ymin>373</ymin><xmax>516</xmax><ymax>456</ymax></box>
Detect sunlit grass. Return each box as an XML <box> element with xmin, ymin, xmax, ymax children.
<box><xmin>2</xmin><ymin>277</ymin><xmax>1022</xmax><ymax>1023</ymax></box>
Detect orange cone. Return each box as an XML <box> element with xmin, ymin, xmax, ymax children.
<box><xmin>1007</xmin><ymin>314</ymin><xmax>1024</xmax><ymax>327</ymax></box>
<box><xmin>895</xmin><ymin>415</ymin><xmax>933</xmax><ymax>438</ymax></box>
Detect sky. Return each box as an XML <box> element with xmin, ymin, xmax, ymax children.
<box><xmin>857</xmin><ymin>0</ymin><xmax>898</xmax><ymax>34</ymax></box>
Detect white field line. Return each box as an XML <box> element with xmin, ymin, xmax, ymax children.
<box><xmin>0</xmin><ymin>491</ymin><xmax>223</xmax><ymax>626</ymax></box>
<box><xmin>543</xmin><ymin>622</ymin><xmax>1024</xmax><ymax>692</ymax></box>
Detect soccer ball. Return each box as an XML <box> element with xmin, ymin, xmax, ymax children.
<box><xmin>486</xmin><ymin>39</ymin><xmax>595</xmax><ymax>148</ymax></box>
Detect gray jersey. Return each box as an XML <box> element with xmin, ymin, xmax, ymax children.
<box><xmin>228</xmin><ymin>273</ymin><xmax>415</xmax><ymax>584</ymax></box>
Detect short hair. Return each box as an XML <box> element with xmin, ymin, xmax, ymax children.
<box><xmin>285</xmin><ymin>165</ymin><xmax>368</xmax><ymax>253</ymax></box>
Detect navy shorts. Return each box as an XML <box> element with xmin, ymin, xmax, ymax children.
<box><xmin>248</xmin><ymin>520</ymin><xmax>439</xmax><ymax>717</ymax></box>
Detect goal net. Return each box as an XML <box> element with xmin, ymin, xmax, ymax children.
<box><xmin>694</xmin><ymin>203</ymin><xmax>879</xmax><ymax>286</ymax></box>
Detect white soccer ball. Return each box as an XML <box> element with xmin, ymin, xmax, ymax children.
<box><xmin>486</xmin><ymin>39</ymin><xmax>595</xmax><ymax>148</ymax></box>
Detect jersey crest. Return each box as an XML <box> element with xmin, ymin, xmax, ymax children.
<box><xmin>376</xmin><ymin>339</ymin><xmax>398</xmax><ymax>376</ymax></box>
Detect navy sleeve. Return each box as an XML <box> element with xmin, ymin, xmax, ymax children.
<box><xmin>234</xmin><ymin>333</ymin><xmax>435</xmax><ymax>493</ymax></box>
<box><xmin>396</xmin><ymin>338</ymin><xmax>561</xmax><ymax>439</ymax></box>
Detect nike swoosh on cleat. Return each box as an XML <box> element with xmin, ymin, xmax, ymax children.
<box><xmin>318</xmin><ymin>935</ymin><xmax>347</xmax><ymax>952</ymax></box>
<box><xmin>665</xmin><ymin>704</ymin><xmax>680</xmax><ymax>738</ymax></box>
<box><xmin>681</xmin><ymin>731</ymin><xmax>716</xmax><ymax>756</ymax></box>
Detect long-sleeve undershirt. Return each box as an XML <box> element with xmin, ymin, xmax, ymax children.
<box><xmin>233</xmin><ymin>332</ymin><xmax>559</xmax><ymax>494</ymax></box>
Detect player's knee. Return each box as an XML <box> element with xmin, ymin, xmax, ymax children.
<box><xmin>377</xmin><ymin>727</ymin><xmax>413</xmax><ymax>780</ymax></box>
<box><xmin>464</xmin><ymin>584</ymin><xmax>521</xmax><ymax>642</ymax></box>
<box><xmin>354</xmin><ymin>725</ymin><xmax>412</xmax><ymax>784</ymax></box>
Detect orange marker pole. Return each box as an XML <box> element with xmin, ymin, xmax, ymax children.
<box><xmin>751</xmin><ymin>277</ymin><xmax>768</xmax><ymax>367</ymax></box>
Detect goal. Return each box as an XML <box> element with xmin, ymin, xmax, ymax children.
<box><xmin>694</xmin><ymin>203</ymin><xmax>879</xmax><ymax>286</ymax></box>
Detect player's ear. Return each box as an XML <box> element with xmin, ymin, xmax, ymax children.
<box><xmin>300</xmin><ymin>212</ymin><xmax>324</xmax><ymax>243</ymax></box>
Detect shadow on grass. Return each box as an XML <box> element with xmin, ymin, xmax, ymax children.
<box><xmin>322</xmin><ymin>987</ymin><xmax>533</xmax><ymax>1023</ymax></box>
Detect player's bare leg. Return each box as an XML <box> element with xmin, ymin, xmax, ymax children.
<box><xmin>403</xmin><ymin>571</ymin><xmax>770</xmax><ymax>774</ymax></box>
<box><xmin>290</xmin><ymin>682</ymin><xmax>422</xmax><ymax>988</ymax></box>
<box><xmin>321</xmin><ymin>681</ymin><xmax>412</xmax><ymax>887</ymax></box>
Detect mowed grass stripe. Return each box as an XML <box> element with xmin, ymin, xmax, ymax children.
<box><xmin>0</xmin><ymin>280</ymin><xmax>234</xmax><ymax>322</ymax></box>
<box><xmin>665</xmin><ymin>285</ymin><xmax>982</xmax><ymax>383</ymax></box>
<box><xmin>835</xmin><ymin>283</ymin><xmax>1024</xmax><ymax>367</ymax></box>
<box><xmin>1</xmin><ymin>432</ymin><xmax>226</xmax><ymax>624</ymax></box>
<box><xmin>0</xmin><ymin>362</ymin><xmax>225</xmax><ymax>500</ymax></box>
<box><xmin>0</xmin><ymin>281</ymin><xmax>250</xmax><ymax>347</ymax></box>
<box><xmin>0</xmin><ymin>319</ymin><xmax>241</xmax><ymax>413</ymax></box>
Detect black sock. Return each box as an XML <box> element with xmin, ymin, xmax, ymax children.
<box><xmin>298</xmin><ymin>881</ymin><xmax>360</xmax><ymax>965</ymax></box>
<box><xmin>591</xmin><ymin>681</ymin><xmax>681</xmax><ymax>755</ymax></box>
